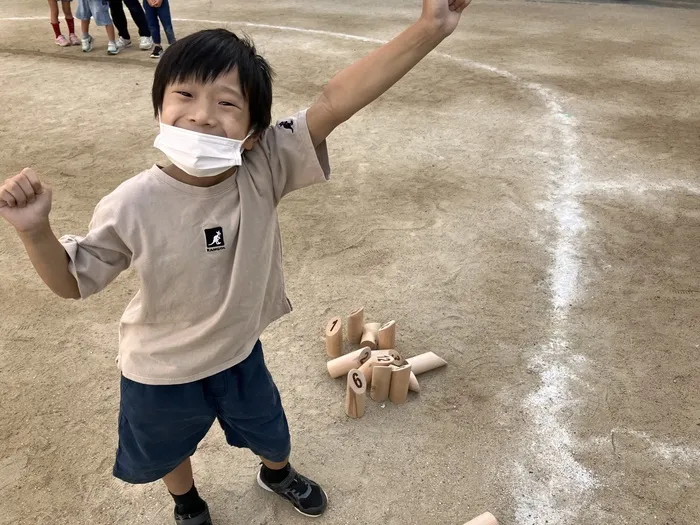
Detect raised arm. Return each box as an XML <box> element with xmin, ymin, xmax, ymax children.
<box><xmin>0</xmin><ymin>169</ymin><xmax>80</xmax><ymax>299</ymax></box>
<box><xmin>306</xmin><ymin>0</ymin><xmax>471</xmax><ymax>147</ymax></box>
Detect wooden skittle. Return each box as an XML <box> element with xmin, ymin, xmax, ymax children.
<box><xmin>405</xmin><ymin>351</ymin><xmax>447</xmax><ymax>392</ymax></box>
<box><xmin>377</xmin><ymin>320</ymin><xmax>396</xmax><ymax>350</ymax></box>
<box><xmin>324</xmin><ymin>316</ymin><xmax>343</xmax><ymax>358</ymax></box>
<box><xmin>371</xmin><ymin>350</ymin><xmax>419</xmax><ymax>391</ymax></box>
<box><xmin>327</xmin><ymin>347</ymin><xmax>372</xmax><ymax>378</ymax></box>
<box><xmin>463</xmin><ymin>512</ymin><xmax>498</xmax><ymax>525</ymax></box>
<box><xmin>409</xmin><ymin>373</ymin><xmax>420</xmax><ymax>393</ymax></box>
<box><xmin>360</xmin><ymin>322</ymin><xmax>381</xmax><ymax>350</ymax></box>
<box><xmin>371</xmin><ymin>350</ymin><xmax>417</xmax><ymax>392</ymax></box>
<box><xmin>389</xmin><ymin>363</ymin><xmax>412</xmax><ymax>404</ymax></box>
<box><xmin>358</xmin><ymin>353</ymin><xmax>400</xmax><ymax>387</ymax></box>
<box><xmin>406</xmin><ymin>352</ymin><xmax>447</xmax><ymax>375</ymax></box>
<box><xmin>347</xmin><ymin>307</ymin><xmax>364</xmax><ymax>343</ymax></box>
<box><xmin>371</xmin><ymin>349</ymin><xmax>404</xmax><ymax>363</ymax></box>
<box><xmin>370</xmin><ymin>364</ymin><xmax>392</xmax><ymax>402</ymax></box>
<box><xmin>345</xmin><ymin>369</ymin><xmax>367</xmax><ymax>418</ymax></box>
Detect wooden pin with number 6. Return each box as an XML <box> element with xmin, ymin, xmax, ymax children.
<box><xmin>345</xmin><ymin>368</ymin><xmax>367</xmax><ymax>419</ymax></box>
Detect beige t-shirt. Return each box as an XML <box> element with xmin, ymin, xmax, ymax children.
<box><xmin>60</xmin><ymin>110</ymin><xmax>330</xmax><ymax>385</ymax></box>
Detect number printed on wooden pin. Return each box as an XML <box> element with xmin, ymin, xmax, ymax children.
<box><xmin>358</xmin><ymin>347</ymin><xmax>371</xmax><ymax>365</ymax></box>
<box><xmin>352</xmin><ymin>372</ymin><xmax>363</xmax><ymax>388</ymax></box>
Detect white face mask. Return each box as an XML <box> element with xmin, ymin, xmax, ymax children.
<box><xmin>153</xmin><ymin>122</ymin><xmax>253</xmax><ymax>178</ymax></box>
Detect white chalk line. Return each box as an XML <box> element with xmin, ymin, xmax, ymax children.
<box><xmin>598</xmin><ymin>429</ymin><xmax>700</xmax><ymax>465</ymax></box>
<box><xmin>3</xmin><ymin>14</ymin><xmax>599</xmax><ymax>523</ymax></box>
<box><xmin>578</xmin><ymin>178</ymin><xmax>700</xmax><ymax>195</ymax></box>
<box><xmin>622</xmin><ymin>430</ymin><xmax>700</xmax><ymax>465</ymax></box>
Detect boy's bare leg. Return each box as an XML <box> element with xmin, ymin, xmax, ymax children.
<box><xmin>105</xmin><ymin>23</ymin><xmax>116</xmax><ymax>41</ymax></box>
<box><xmin>48</xmin><ymin>0</ymin><xmax>59</xmax><ymax>24</ymax></box>
<box><xmin>163</xmin><ymin>457</ymin><xmax>194</xmax><ymax>495</ymax></box>
<box><xmin>260</xmin><ymin>456</ymin><xmax>289</xmax><ymax>470</ymax></box>
<box><xmin>80</xmin><ymin>18</ymin><xmax>90</xmax><ymax>35</ymax></box>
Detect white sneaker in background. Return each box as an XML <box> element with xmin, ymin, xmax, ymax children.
<box><xmin>81</xmin><ymin>35</ymin><xmax>93</xmax><ymax>52</ymax></box>
<box><xmin>117</xmin><ymin>36</ymin><xmax>132</xmax><ymax>49</ymax></box>
<box><xmin>139</xmin><ymin>36</ymin><xmax>154</xmax><ymax>50</ymax></box>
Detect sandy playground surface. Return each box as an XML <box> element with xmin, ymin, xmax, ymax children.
<box><xmin>1</xmin><ymin>0</ymin><xmax>699</xmax><ymax>524</ymax></box>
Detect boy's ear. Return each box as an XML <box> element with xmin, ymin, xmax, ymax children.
<box><xmin>243</xmin><ymin>132</ymin><xmax>260</xmax><ymax>151</ymax></box>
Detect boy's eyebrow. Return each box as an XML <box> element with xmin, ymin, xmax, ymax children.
<box><xmin>219</xmin><ymin>85</ymin><xmax>244</xmax><ymax>100</ymax></box>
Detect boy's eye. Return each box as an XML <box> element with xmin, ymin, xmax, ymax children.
<box><xmin>219</xmin><ymin>101</ymin><xmax>238</xmax><ymax>108</ymax></box>
<box><xmin>175</xmin><ymin>91</ymin><xmax>193</xmax><ymax>98</ymax></box>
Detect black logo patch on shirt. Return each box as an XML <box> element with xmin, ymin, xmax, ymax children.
<box><xmin>204</xmin><ymin>227</ymin><xmax>225</xmax><ymax>252</ymax></box>
<box><xmin>278</xmin><ymin>119</ymin><xmax>295</xmax><ymax>133</ymax></box>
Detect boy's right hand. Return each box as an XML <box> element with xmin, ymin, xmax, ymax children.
<box><xmin>0</xmin><ymin>168</ymin><xmax>53</xmax><ymax>233</ymax></box>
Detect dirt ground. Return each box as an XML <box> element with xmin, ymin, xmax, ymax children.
<box><xmin>1</xmin><ymin>0</ymin><xmax>699</xmax><ymax>524</ymax></box>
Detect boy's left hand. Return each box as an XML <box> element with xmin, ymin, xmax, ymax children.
<box><xmin>421</xmin><ymin>0</ymin><xmax>472</xmax><ymax>37</ymax></box>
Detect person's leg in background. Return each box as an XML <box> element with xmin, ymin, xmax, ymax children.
<box><xmin>48</xmin><ymin>0</ymin><xmax>70</xmax><ymax>46</ymax></box>
<box><xmin>122</xmin><ymin>0</ymin><xmax>153</xmax><ymax>49</ymax></box>
<box><xmin>74</xmin><ymin>0</ymin><xmax>94</xmax><ymax>52</ymax></box>
<box><xmin>59</xmin><ymin>1</ymin><xmax>80</xmax><ymax>45</ymax></box>
<box><xmin>48</xmin><ymin>0</ymin><xmax>60</xmax><ymax>26</ymax></box>
<box><xmin>80</xmin><ymin>17</ymin><xmax>92</xmax><ymax>51</ymax></box>
<box><xmin>156</xmin><ymin>0</ymin><xmax>175</xmax><ymax>45</ymax></box>
<box><xmin>91</xmin><ymin>0</ymin><xmax>119</xmax><ymax>55</ymax></box>
<box><xmin>142</xmin><ymin>0</ymin><xmax>162</xmax><ymax>58</ymax></box>
<box><xmin>108</xmin><ymin>0</ymin><xmax>132</xmax><ymax>49</ymax></box>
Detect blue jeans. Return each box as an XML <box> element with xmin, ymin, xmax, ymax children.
<box><xmin>142</xmin><ymin>0</ymin><xmax>175</xmax><ymax>45</ymax></box>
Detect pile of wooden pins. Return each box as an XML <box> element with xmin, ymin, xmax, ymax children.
<box><xmin>324</xmin><ymin>306</ymin><xmax>447</xmax><ymax>418</ymax></box>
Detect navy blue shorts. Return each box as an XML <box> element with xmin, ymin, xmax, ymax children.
<box><xmin>113</xmin><ymin>341</ymin><xmax>291</xmax><ymax>484</ymax></box>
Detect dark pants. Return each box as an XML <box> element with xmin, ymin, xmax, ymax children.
<box><xmin>143</xmin><ymin>0</ymin><xmax>175</xmax><ymax>45</ymax></box>
<box><xmin>113</xmin><ymin>341</ymin><xmax>291</xmax><ymax>484</ymax></box>
<box><xmin>109</xmin><ymin>0</ymin><xmax>151</xmax><ymax>40</ymax></box>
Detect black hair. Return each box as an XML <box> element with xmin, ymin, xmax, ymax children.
<box><xmin>152</xmin><ymin>29</ymin><xmax>274</xmax><ymax>134</ymax></box>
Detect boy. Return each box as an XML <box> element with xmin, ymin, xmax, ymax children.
<box><xmin>0</xmin><ymin>0</ymin><xmax>470</xmax><ymax>523</ymax></box>
<box><xmin>75</xmin><ymin>0</ymin><xmax>120</xmax><ymax>54</ymax></box>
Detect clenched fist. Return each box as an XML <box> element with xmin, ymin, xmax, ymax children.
<box><xmin>0</xmin><ymin>168</ymin><xmax>53</xmax><ymax>233</ymax></box>
<box><xmin>421</xmin><ymin>0</ymin><xmax>472</xmax><ymax>37</ymax></box>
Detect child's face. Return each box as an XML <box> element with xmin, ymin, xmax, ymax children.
<box><xmin>160</xmin><ymin>68</ymin><xmax>253</xmax><ymax>142</ymax></box>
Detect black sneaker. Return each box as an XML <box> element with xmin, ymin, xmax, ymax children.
<box><xmin>257</xmin><ymin>464</ymin><xmax>328</xmax><ymax>517</ymax></box>
<box><xmin>174</xmin><ymin>502</ymin><xmax>213</xmax><ymax>525</ymax></box>
<box><xmin>150</xmin><ymin>45</ymin><xmax>163</xmax><ymax>59</ymax></box>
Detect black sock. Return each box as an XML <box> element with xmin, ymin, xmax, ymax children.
<box><xmin>261</xmin><ymin>462</ymin><xmax>291</xmax><ymax>484</ymax></box>
<box><xmin>170</xmin><ymin>483</ymin><xmax>207</xmax><ymax>516</ymax></box>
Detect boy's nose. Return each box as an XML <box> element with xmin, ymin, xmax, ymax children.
<box><xmin>188</xmin><ymin>103</ymin><xmax>217</xmax><ymax>128</ymax></box>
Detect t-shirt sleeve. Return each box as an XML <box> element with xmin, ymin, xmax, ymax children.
<box><xmin>59</xmin><ymin>195</ymin><xmax>132</xmax><ymax>299</ymax></box>
<box><xmin>258</xmin><ymin>109</ymin><xmax>331</xmax><ymax>204</ymax></box>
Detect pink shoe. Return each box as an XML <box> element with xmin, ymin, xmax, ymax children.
<box><xmin>69</xmin><ymin>33</ymin><xmax>80</xmax><ymax>46</ymax></box>
<box><xmin>55</xmin><ymin>34</ymin><xmax>70</xmax><ymax>47</ymax></box>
